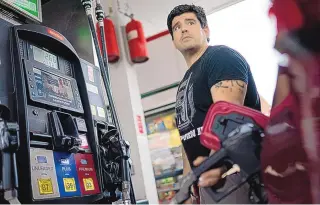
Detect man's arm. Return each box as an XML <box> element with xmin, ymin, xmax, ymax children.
<box><xmin>195</xmin><ymin>46</ymin><xmax>250</xmax><ymax>188</ymax></box>
<box><xmin>207</xmin><ymin>46</ymin><xmax>249</xmax><ymax>106</ymax></box>
<box><xmin>194</xmin><ymin>80</ymin><xmax>248</xmax><ymax>188</ymax></box>
<box><xmin>209</xmin><ymin>48</ymin><xmax>249</xmax><ymax>150</ymax></box>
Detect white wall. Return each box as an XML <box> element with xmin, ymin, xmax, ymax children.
<box><xmin>135</xmin><ymin>34</ymin><xmax>186</xmax><ymax>112</ymax></box>
<box><xmin>135</xmin><ymin>35</ymin><xmax>186</xmax><ymax>94</ymax></box>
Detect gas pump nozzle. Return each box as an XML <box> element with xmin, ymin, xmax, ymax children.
<box><xmin>0</xmin><ymin>105</ymin><xmax>20</xmax><ymax>204</ymax></box>
<box><xmin>98</xmin><ymin>123</ymin><xmax>134</xmax><ymax>204</ymax></box>
<box><xmin>63</xmin><ymin>137</ymin><xmax>82</xmax><ymax>153</ymax></box>
<box><xmin>48</xmin><ymin>111</ymin><xmax>82</xmax><ymax>153</ymax></box>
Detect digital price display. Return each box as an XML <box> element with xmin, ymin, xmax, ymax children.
<box><xmin>25</xmin><ymin>58</ymin><xmax>83</xmax><ymax>113</ymax></box>
<box><xmin>32</xmin><ymin>45</ymin><xmax>58</xmax><ymax>69</ymax></box>
<box><xmin>33</xmin><ymin>67</ymin><xmax>77</xmax><ymax>109</ymax></box>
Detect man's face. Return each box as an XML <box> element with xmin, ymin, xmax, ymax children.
<box><xmin>171</xmin><ymin>12</ymin><xmax>209</xmax><ymax>52</ymax></box>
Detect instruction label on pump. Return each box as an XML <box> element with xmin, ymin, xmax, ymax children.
<box><xmin>79</xmin><ymin>134</ymin><xmax>90</xmax><ymax>151</ymax></box>
<box><xmin>88</xmin><ymin>65</ymin><xmax>95</xmax><ymax>82</ymax></box>
<box><xmin>96</xmin><ymin>106</ymin><xmax>106</xmax><ymax>118</ymax></box>
<box><xmin>30</xmin><ymin>148</ymin><xmax>60</xmax><ymax>199</ymax></box>
<box><xmin>86</xmin><ymin>83</ymin><xmax>99</xmax><ymax>94</ymax></box>
<box><xmin>53</xmin><ymin>152</ymin><xmax>81</xmax><ymax>197</ymax></box>
<box><xmin>90</xmin><ymin>104</ymin><xmax>97</xmax><ymax>116</ymax></box>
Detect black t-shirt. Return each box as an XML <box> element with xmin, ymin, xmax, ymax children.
<box><xmin>175</xmin><ymin>45</ymin><xmax>261</xmax><ymax>166</ymax></box>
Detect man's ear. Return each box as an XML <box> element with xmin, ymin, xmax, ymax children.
<box><xmin>203</xmin><ymin>25</ymin><xmax>210</xmax><ymax>42</ymax></box>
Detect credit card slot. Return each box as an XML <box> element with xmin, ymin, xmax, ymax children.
<box><xmin>32</xmin><ymin>133</ymin><xmax>52</xmax><ymax>139</ymax></box>
<box><xmin>30</xmin><ymin>132</ymin><xmax>52</xmax><ymax>149</ymax></box>
<box><xmin>30</xmin><ymin>140</ymin><xmax>50</xmax><ymax>148</ymax></box>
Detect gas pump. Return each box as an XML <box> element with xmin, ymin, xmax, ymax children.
<box><xmin>10</xmin><ymin>24</ymin><xmax>103</xmax><ymax>203</ymax></box>
<box><xmin>0</xmin><ymin>0</ymin><xmax>136</xmax><ymax>203</ymax></box>
<box><xmin>80</xmin><ymin>59</ymin><xmax>136</xmax><ymax>204</ymax></box>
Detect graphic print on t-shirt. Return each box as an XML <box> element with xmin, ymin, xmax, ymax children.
<box><xmin>175</xmin><ymin>72</ymin><xmax>196</xmax><ymax>132</ymax></box>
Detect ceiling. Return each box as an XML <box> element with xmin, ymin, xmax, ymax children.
<box><xmin>41</xmin><ymin>0</ymin><xmax>52</xmax><ymax>4</ymax></box>
<box><xmin>41</xmin><ymin>0</ymin><xmax>244</xmax><ymax>37</ymax></box>
<box><xmin>117</xmin><ymin>0</ymin><xmax>244</xmax><ymax>37</ymax></box>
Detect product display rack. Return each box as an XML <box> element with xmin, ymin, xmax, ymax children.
<box><xmin>145</xmin><ymin>108</ymin><xmax>183</xmax><ymax>204</ymax></box>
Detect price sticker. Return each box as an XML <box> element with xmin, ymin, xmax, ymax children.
<box><xmin>38</xmin><ymin>178</ymin><xmax>54</xmax><ymax>195</ymax></box>
<box><xmin>83</xmin><ymin>178</ymin><xmax>95</xmax><ymax>191</ymax></box>
<box><xmin>63</xmin><ymin>178</ymin><xmax>77</xmax><ymax>192</ymax></box>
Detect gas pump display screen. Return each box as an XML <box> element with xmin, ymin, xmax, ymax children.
<box><xmin>32</xmin><ymin>46</ymin><xmax>58</xmax><ymax>69</ymax></box>
<box><xmin>33</xmin><ymin>68</ymin><xmax>75</xmax><ymax>106</ymax></box>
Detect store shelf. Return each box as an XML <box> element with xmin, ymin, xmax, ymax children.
<box><xmin>145</xmin><ymin>109</ymin><xmax>183</xmax><ymax>203</ymax></box>
<box><xmin>157</xmin><ymin>187</ymin><xmax>180</xmax><ymax>193</ymax></box>
<box><xmin>155</xmin><ymin>169</ymin><xmax>183</xmax><ymax>180</ymax></box>
<box><xmin>137</xmin><ymin>199</ymin><xmax>149</xmax><ymax>204</ymax></box>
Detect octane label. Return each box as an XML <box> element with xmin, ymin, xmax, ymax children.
<box><xmin>83</xmin><ymin>178</ymin><xmax>95</xmax><ymax>191</ymax></box>
<box><xmin>30</xmin><ymin>148</ymin><xmax>60</xmax><ymax>199</ymax></box>
<box><xmin>74</xmin><ymin>153</ymin><xmax>100</xmax><ymax>195</ymax></box>
<box><xmin>53</xmin><ymin>152</ymin><xmax>81</xmax><ymax>197</ymax></box>
<box><xmin>63</xmin><ymin>178</ymin><xmax>77</xmax><ymax>192</ymax></box>
<box><xmin>38</xmin><ymin>178</ymin><xmax>54</xmax><ymax>195</ymax></box>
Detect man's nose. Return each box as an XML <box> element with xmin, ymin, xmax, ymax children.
<box><xmin>182</xmin><ymin>27</ymin><xmax>188</xmax><ymax>33</ymax></box>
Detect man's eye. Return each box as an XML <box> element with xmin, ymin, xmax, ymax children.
<box><xmin>188</xmin><ymin>21</ymin><xmax>195</xmax><ymax>25</ymax></box>
<box><xmin>173</xmin><ymin>26</ymin><xmax>180</xmax><ymax>31</ymax></box>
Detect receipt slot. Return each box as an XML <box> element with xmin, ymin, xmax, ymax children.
<box><xmin>10</xmin><ymin>24</ymin><xmax>103</xmax><ymax>203</ymax></box>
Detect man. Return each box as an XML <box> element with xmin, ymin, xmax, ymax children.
<box><xmin>167</xmin><ymin>4</ymin><xmax>261</xmax><ymax>203</ymax></box>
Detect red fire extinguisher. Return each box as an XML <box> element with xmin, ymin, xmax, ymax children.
<box><xmin>96</xmin><ymin>17</ymin><xmax>120</xmax><ymax>63</ymax></box>
<box><xmin>125</xmin><ymin>18</ymin><xmax>149</xmax><ymax>63</ymax></box>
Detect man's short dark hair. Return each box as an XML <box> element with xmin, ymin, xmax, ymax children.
<box><xmin>167</xmin><ymin>4</ymin><xmax>208</xmax><ymax>38</ymax></box>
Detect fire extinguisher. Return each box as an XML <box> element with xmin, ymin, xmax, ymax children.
<box><xmin>125</xmin><ymin>18</ymin><xmax>149</xmax><ymax>63</ymax></box>
<box><xmin>96</xmin><ymin>17</ymin><xmax>120</xmax><ymax>63</ymax></box>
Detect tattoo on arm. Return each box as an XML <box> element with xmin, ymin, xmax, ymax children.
<box><xmin>214</xmin><ymin>81</ymin><xmax>229</xmax><ymax>89</ymax></box>
<box><xmin>214</xmin><ymin>80</ymin><xmax>246</xmax><ymax>94</ymax></box>
<box><xmin>236</xmin><ymin>80</ymin><xmax>245</xmax><ymax>88</ymax></box>
<box><xmin>211</xmin><ymin>80</ymin><xmax>247</xmax><ymax>105</ymax></box>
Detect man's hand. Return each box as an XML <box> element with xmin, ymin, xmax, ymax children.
<box><xmin>182</xmin><ymin>197</ymin><xmax>192</xmax><ymax>204</ymax></box>
<box><xmin>193</xmin><ymin>156</ymin><xmax>225</xmax><ymax>187</ymax></box>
